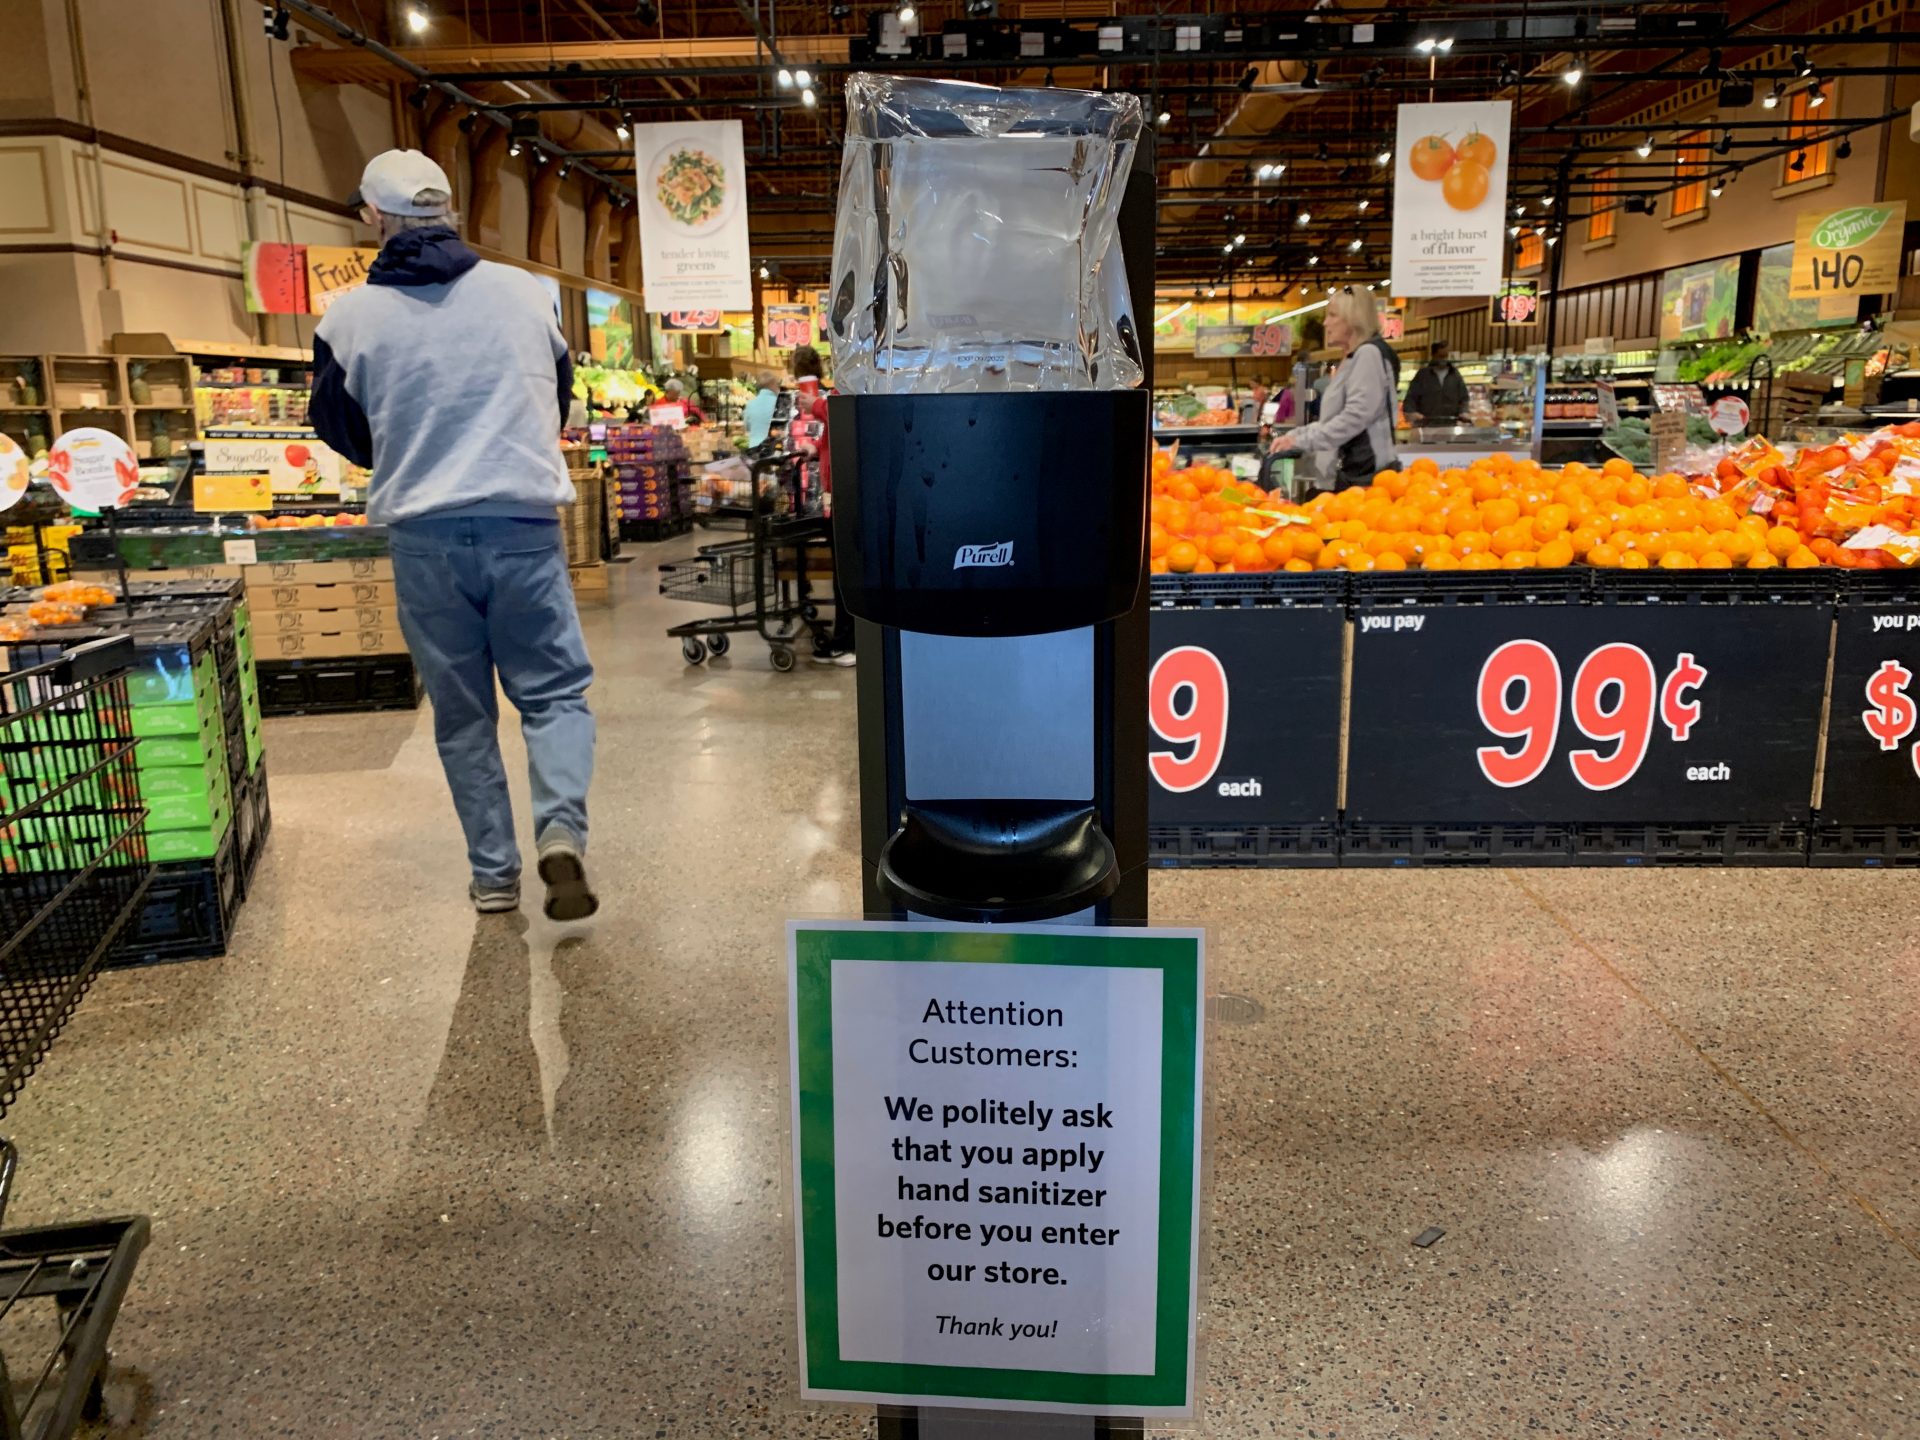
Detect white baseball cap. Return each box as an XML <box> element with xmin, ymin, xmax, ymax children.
<box><xmin>349</xmin><ymin>149</ymin><xmax>452</xmax><ymax>216</ymax></box>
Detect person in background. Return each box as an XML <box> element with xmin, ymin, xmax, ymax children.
<box><xmin>1238</xmin><ymin>380</ymin><xmax>1269</xmax><ymax>426</ymax></box>
<box><xmin>311</xmin><ymin>149</ymin><xmax>597</xmax><ymax>921</ymax></box>
<box><xmin>663</xmin><ymin>377</ymin><xmax>706</xmax><ymax>426</ymax></box>
<box><xmin>1270</xmin><ymin>287</ymin><xmax>1400</xmax><ymax>491</ymax></box>
<box><xmin>790</xmin><ymin>344</ymin><xmax>854</xmax><ymax>666</ymax></box>
<box><xmin>1403</xmin><ymin>340</ymin><xmax>1470</xmax><ymax>427</ymax></box>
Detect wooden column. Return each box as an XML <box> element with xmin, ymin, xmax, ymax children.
<box><xmin>614</xmin><ymin>204</ymin><xmax>642</xmax><ymax>294</ymax></box>
<box><xmin>529</xmin><ymin>162</ymin><xmax>563</xmax><ymax>268</ymax></box>
<box><xmin>585</xmin><ymin>190</ymin><xmax>613</xmax><ymax>282</ymax></box>
<box><xmin>468</xmin><ymin>126</ymin><xmax>506</xmax><ymax>250</ymax></box>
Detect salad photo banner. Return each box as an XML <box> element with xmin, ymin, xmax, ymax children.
<box><xmin>1390</xmin><ymin>101</ymin><xmax>1511</xmax><ymax>298</ymax></box>
<box><xmin>635</xmin><ymin>120</ymin><xmax>752</xmax><ymax>312</ymax></box>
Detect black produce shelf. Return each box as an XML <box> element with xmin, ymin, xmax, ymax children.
<box><xmin>1587</xmin><ymin>569</ymin><xmax>1841</xmax><ymax>606</ymax></box>
<box><xmin>1349</xmin><ymin>569</ymin><xmax>1586</xmax><ymax>607</ymax></box>
<box><xmin>1150</xmin><ymin>571</ymin><xmax>1346</xmax><ymax>609</ymax></box>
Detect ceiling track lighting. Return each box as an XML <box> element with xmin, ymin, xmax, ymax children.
<box><xmin>1301</xmin><ymin>61</ymin><xmax>1320</xmax><ymax>90</ymax></box>
<box><xmin>1838</xmin><ymin>135</ymin><xmax>1854</xmax><ymax>160</ymax></box>
<box><xmin>1296</xmin><ymin>211</ymin><xmax>1312</xmax><ymax>226</ymax></box>
<box><xmin>1307</xmin><ymin>254</ymin><xmax>1319</xmax><ymax>266</ymax></box>
<box><xmin>1715</xmin><ymin>131</ymin><xmax>1733</xmax><ymax>156</ymax></box>
<box><xmin>897</xmin><ymin>3</ymin><xmax>916</xmax><ymax>23</ymax></box>
<box><xmin>263</xmin><ymin>4</ymin><xmax>290</xmax><ymax>41</ymax></box>
<box><xmin>801</xmin><ymin>86</ymin><xmax>818</xmax><ymax>108</ymax></box>
<box><xmin>405</xmin><ymin>6</ymin><xmax>429</xmax><ymax>36</ymax></box>
<box><xmin>1562</xmin><ymin>67</ymin><xmax>1583</xmax><ymax>86</ymax></box>
<box><xmin>1793</xmin><ymin>49</ymin><xmax>1814</xmax><ymax>78</ymax></box>
<box><xmin>1808</xmin><ymin>82</ymin><xmax>1827</xmax><ymax>109</ymax></box>
<box><xmin>1156</xmin><ymin>111</ymin><xmax>1171</xmax><ymax>128</ymax></box>
<box><xmin>777</xmin><ymin>67</ymin><xmax>794</xmax><ymax>88</ymax></box>
<box><xmin>1636</xmin><ymin>135</ymin><xmax>1654</xmax><ymax>159</ymax></box>
<box><xmin>1763</xmin><ymin>83</ymin><xmax>1783</xmax><ymax>109</ymax></box>
<box><xmin>1376</xmin><ymin>145</ymin><xmax>1391</xmax><ymax>166</ymax></box>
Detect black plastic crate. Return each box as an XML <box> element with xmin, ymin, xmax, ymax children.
<box><xmin>1148</xmin><ymin>824</ymin><xmax>1338</xmax><ymax>868</ymax></box>
<box><xmin>1349</xmin><ymin>570</ymin><xmax>1588</xmax><ymax>609</ymax></box>
<box><xmin>1150</xmin><ymin>571</ymin><xmax>1347</xmax><ymax>610</ymax></box>
<box><xmin>1340</xmin><ymin>822</ymin><xmax>1579</xmax><ymax>866</ymax></box>
<box><xmin>1588</xmin><ymin>570</ymin><xmax>1840</xmax><ymax>607</ymax></box>
<box><xmin>622</xmin><ymin>515</ymin><xmax>693</xmax><ymax>543</ymax></box>
<box><xmin>1570</xmin><ymin>821</ymin><xmax>1810</xmax><ymax>865</ymax></box>
<box><xmin>235</xmin><ymin>764</ymin><xmax>273</xmax><ymax>893</ymax></box>
<box><xmin>109</xmin><ymin>833</ymin><xmax>242</xmax><ymax>967</ymax></box>
<box><xmin>1840</xmin><ymin>570</ymin><xmax>1920</xmax><ymax>602</ymax></box>
<box><xmin>1808</xmin><ymin>823</ymin><xmax>1920</xmax><ymax>866</ymax></box>
<box><xmin>257</xmin><ymin>656</ymin><xmax>422</xmax><ymax>716</ymax></box>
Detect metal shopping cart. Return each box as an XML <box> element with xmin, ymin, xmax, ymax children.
<box><xmin>0</xmin><ymin>635</ymin><xmax>152</xmax><ymax>1437</ymax></box>
<box><xmin>661</xmin><ymin>449</ymin><xmax>833</xmax><ymax>672</ymax></box>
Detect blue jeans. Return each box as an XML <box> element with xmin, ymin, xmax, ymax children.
<box><xmin>388</xmin><ymin>515</ymin><xmax>595</xmax><ymax>887</ymax></box>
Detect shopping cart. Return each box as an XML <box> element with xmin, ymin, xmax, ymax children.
<box><xmin>661</xmin><ymin>449</ymin><xmax>833</xmax><ymax>672</ymax></box>
<box><xmin>0</xmin><ymin>635</ymin><xmax>152</xmax><ymax>1437</ymax></box>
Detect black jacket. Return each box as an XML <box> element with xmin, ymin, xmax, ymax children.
<box><xmin>1403</xmin><ymin>362</ymin><xmax>1469</xmax><ymax>424</ymax></box>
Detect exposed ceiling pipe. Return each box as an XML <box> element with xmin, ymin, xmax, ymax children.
<box><xmin>1159</xmin><ymin>57</ymin><xmax>1307</xmax><ymax>221</ymax></box>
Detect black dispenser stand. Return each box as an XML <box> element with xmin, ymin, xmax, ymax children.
<box><xmin>844</xmin><ymin>134</ymin><xmax>1156</xmax><ymax>1440</ymax></box>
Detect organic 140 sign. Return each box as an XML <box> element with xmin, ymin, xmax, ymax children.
<box><xmin>789</xmin><ymin>922</ymin><xmax>1203</xmax><ymax>1415</ymax></box>
<box><xmin>1345</xmin><ymin>603</ymin><xmax>1829</xmax><ymax>822</ymax></box>
<box><xmin>1791</xmin><ymin>202</ymin><xmax>1907</xmax><ymax>298</ymax></box>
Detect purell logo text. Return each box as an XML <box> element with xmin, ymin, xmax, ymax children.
<box><xmin>954</xmin><ymin>542</ymin><xmax>1014</xmax><ymax>569</ymax></box>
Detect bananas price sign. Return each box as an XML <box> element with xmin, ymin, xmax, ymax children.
<box><xmin>1347</xmin><ymin>600</ymin><xmax>1828</xmax><ymax>823</ymax></box>
<box><xmin>1820</xmin><ymin>598</ymin><xmax>1920</xmax><ymax>825</ymax></box>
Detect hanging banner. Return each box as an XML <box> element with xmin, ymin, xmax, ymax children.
<box><xmin>1390</xmin><ymin>100</ymin><xmax>1511</xmax><ymax>298</ymax></box>
<box><xmin>788</xmin><ymin>921</ymin><xmax>1204</xmax><ymax>1416</ymax></box>
<box><xmin>1193</xmin><ymin>323</ymin><xmax>1256</xmax><ymax>358</ymax></box>
<box><xmin>1488</xmin><ymin>279</ymin><xmax>1540</xmax><ymax>327</ymax></box>
<box><xmin>765</xmin><ymin>303</ymin><xmax>814</xmax><ymax>349</ymax></box>
<box><xmin>1790</xmin><ymin>202</ymin><xmax>1907</xmax><ymax>299</ymax></box>
<box><xmin>304</xmin><ymin>246</ymin><xmax>379</xmax><ymax>315</ymax></box>
<box><xmin>634</xmin><ymin>120</ymin><xmax>752</xmax><ymax>311</ymax></box>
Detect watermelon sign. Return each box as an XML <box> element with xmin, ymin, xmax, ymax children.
<box><xmin>245</xmin><ymin>242</ymin><xmax>310</xmax><ymax>315</ymax></box>
<box><xmin>47</xmin><ymin>428</ymin><xmax>137</xmax><ymax>513</ymax></box>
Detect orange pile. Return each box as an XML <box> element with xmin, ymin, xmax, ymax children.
<box><xmin>1150</xmin><ymin>451</ymin><xmax>1853</xmax><ymax>574</ymax></box>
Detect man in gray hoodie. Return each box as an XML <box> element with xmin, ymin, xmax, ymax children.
<box><xmin>312</xmin><ymin>149</ymin><xmax>597</xmax><ymax>921</ymax></box>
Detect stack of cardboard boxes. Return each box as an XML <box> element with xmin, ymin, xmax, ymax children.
<box><xmin>244</xmin><ymin>555</ymin><xmax>405</xmax><ymax>662</ymax></box>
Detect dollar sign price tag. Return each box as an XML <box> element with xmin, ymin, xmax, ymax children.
<box><xmin>1822</xmin><ymin>603</ymin><xmax>1920</xmax><ymax>826</ymax></box>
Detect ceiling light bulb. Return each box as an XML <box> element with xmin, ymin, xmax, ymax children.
<box><xmin>1509</xmin><ymin>224</ymin><xmax>1521</xmax><ymax>237</ymax></box>
<box><xmin>1545</xmin><ymin>233</ymin><xmax>1559</xmax><ymax>247</ymax></box>
<box><xmin>1349</xmin><ymin>238</ymin><xmax>1363</xmax><ymax>251</ymax></box>
<box><xmin>1437</xmin><ymin>38</ymin><xmax>1453</xmax><ymax>53</ymax></box>
<box><xmin>1257</xmin><ymin>163</ymin><xmax>1272</xmax><ymax>179</ymax></box>
<box><xmin>1794</xmin><ymin>49</ymin><xmax>1813</xmax><ymax>77</ymax></box>
<box><xmin>1376</xmin><ymin>147</ymin><xmax>1391</xmax><ymax>165</ymax></box>
<box><xmin>1223</xmin><ymin>243</ymin><xmax>1235</xmax><ymax>254</ymax></box>
<box><xmin>1563</xmin><ymin>68</ymin><xmax>1583</xmax><ymax>86</ymax></box>
<box><xmin>1157</xmin><ymin>111</ymin><xmax>1171</xmax><ymax>127</ymax></box>
<box><xmin>897</xmin><ymin>3</ymin><xmax>915</xmax><ymax>21</ymax></box>
<box><xmin>801</xmin><ymin>87</ymin><xmax>817</xmax><ymax>107</ymax></box>
<box><xmin>1297</xmin><ymin>211</ymin><xmax>1311</xmax><ymax>226</ymax></box>
<box><xmin>1307</xmin><ymin>254</ymin><xmax>1319</xmax><ymax>266</ymax></box>
<box><xmin>1416</xmin><ymin>38</ymin><xmax>1436</xmax><ymax>53</ymax></box>
<box><xmin>1541</xmin><ymin>193</ymin><xmax>1554</xmax><ymax>207</ymax></box>
<box><xmin>1809</xmin><ymin>85</ymin><xmax>1826</xmax><ymax>108</ymax></box>
<box><xmin>616</xmin><ymin>122</ymin><xmax>631</xmax><ymax>141</ymax></box>
<box><xmin>1709</xmin><ymin>180</ymin><xmax>1724</xmax><ymax>197</ymax></box>
<box><xmin>1205</xmin><ymin>287</ymin><xmax>1216</xmax><ymax>297</ymax></box>
<box><xmin>1358</xmin><ymin>199</ymin><xmax>1370</xmax><ymax>212</ymax></box>
<box><xmin>1235</xmin><ymin>232</ymin><xmax>1247</xmax><ymax>245</ymax></box>
<box><xmin>759</xmin><ymin>263</ymin><xmax>770</xmax><ymax>279</ymax></box>
<box><xmin>1636</xmin><ymin>135</ymin><xmax>1653</xmax><ymax>158</ymax></box>
<box><xmin>1763</xmin><ymin>85</ymin><xmax>1781</xmax><ymax>109</ymax></box>
<box><xmin>406</xmin><ymin>6</ymin><xmax>429</xmax><ymax>34</ymax></box>
<box><xmin>795</xmin><ymin>69</ymin><xmax>812</xmax><ymax>87</ymax></box>
<box><xmin>777</xmin><ymin>68</ymin><xmax>794</xmax><ymax>88</ymax></box>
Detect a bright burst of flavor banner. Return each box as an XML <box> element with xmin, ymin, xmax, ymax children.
<box><xmin>634</xmin><ymin>120</ymin><xmax>752</xmax><ymax>312</ymax></box>
<box><xmin>1390</xmin><ymin>100</ymin><xmax>1511</xmax><ymax>299</ymax></box>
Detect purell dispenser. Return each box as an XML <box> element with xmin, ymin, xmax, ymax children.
<box><xmin>828</xmin><ymin>74</ymin><xmax>1151</xmax><ymax>929</ymax></box>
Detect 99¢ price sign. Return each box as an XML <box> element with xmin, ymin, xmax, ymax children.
<box><xmin>1145</xmin><ymin>606</ymin><xmax>1343</xmax><ymax>827</ymax></box>
<box><xmin>1347</xmin><ymin>605</ymin><xmax>1828</xmax><ymax>824</ymax></box>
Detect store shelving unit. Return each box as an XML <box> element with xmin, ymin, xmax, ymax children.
<box><xmin>1</xmin><ymin>355</ymin><xmax>199</xmax><ymax>462</ymax></box>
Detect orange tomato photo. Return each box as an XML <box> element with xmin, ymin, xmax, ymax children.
<box><xmin>1441</xmin><ymin>159</ymin><xmax>1491</xmax><ymax>211</ymax></box>
<box><xmin>1456</xmin><ymin>129</ymin><xmax>1498</xmax><ymax>169</ymax></box>
<box><xmin>1408</xmin><ymin>135</ymin><xmax>1455</xmax><ymax>181</ymax></box>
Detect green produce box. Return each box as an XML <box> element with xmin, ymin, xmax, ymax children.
<box><xmin>145</xmin><ymin>815</ymin><xmax>231</xmax><ymax>863</ymax></box>
<box><xmin>245</xmin><ymin>720</ymin><xmax>263</xmax><ymax>773</ymax></box>
<box><xmin>137</xmin><ymin>747</ymin><xmax>227</xmax><ymax>796</ymax></box>
<box><xmin>131</xmin><ymin>693</ymin><xmax>220</xmax><ymax>737</ymax></box>
<box><xmin>146</xmin><ymin>784</ymin><xmax>231</xmax><ymax>833</ymax></box>
<box><xmin>135</xmin><ymin>727</ymin><xmax>225</xmax><ymax>771</ymax></box>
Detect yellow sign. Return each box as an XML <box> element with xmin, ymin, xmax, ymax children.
<box><xmin>194</xmin><ymin>472</ymin><xmax>274</xmax><ymax>512</ymax></box>
<box><xmin>305</xmin><ymin>246</ymin><xmax>379</xmax><ymax>314</ymax></box>
<box><xmin>1791</xmin><ymin>202</ymin><xmax>1907</xmax><ymax>298</ymax></box>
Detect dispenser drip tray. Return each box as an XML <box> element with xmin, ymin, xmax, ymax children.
<box><xmin>877</xmin><ymin>800</ymin><xmax>1120</xmax><ymax>924</ymax></box>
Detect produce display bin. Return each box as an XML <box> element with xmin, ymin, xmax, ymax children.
<box><xmin>1141</xmin><ymin>567</ymin><xmax>1903</xmax><ymax>868</ymax></box>
<box><xmin>255</xmin><ymin>654</ymin><xmax>421</xmax><ymax>715</ymax></box>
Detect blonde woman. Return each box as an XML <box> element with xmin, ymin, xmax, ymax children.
<box><xmin>1271</xmin><ymin>287</ymin><xmax>1401</xmax><ymax>490</ymax></box>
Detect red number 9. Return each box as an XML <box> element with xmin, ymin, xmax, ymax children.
<box><xmin>1476</xmin><ymin>640</ymin><xmax>1561</xmax><ymax>787</ymax></box>
<box><xmin>1568</xmin><ymin>643</ymin><xmax>1657</xmax><ymax>791</ymax></box>
<box><xmin>1149</xmin><ymin>646</ymin><xmax>1229</xmax><ymax>793</ymax></box>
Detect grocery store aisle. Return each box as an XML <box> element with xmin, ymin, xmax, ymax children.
<box><xmin>1</xmin><ymin>548</ymin><xmax>1916</xmax><ymax>1438</ymax></box>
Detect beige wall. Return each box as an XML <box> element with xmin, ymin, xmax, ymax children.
<box><xmin>0</xmin><ymin>0</ymin><xmax>78</xmax><ymax>122</ymax></box>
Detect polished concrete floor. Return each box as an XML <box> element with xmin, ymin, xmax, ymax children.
<box><xmin>5</xmin><ymin>548</ymin><xmax>1917</xmax><ymax>1437</ymax></box>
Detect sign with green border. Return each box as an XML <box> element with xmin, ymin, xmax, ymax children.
<box><xmin>788</xmin><ymin>922</ymin><xmax>1205</xmax><ymax>1417</ymax></box>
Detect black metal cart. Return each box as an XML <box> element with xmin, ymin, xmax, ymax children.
<box><xmin>660</xmin><ymin>449</ymin><xmax>833</xmax><ymax>672</ymax></box>
<box><xmin>0</xmin><ymin>635</ymin><xmax>152</xmax><ymax>1437</ymax></box>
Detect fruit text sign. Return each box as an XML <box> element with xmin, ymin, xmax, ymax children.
<box><xmin>1792</xmin><ymin>203</ymin><xmax>1905</xmax><ymax>298</ymax></box>
<box><xmin>766</xmin><ymin>303</ymin><xmax>814</xmax><ymax>349</ymax></box>
<box><xmin>789</xmin><ymin>923</ymin><xmax>1203</xmax><ymax>1416</ymax></box>
<box><xmin>1347</xmin><ymin>603</ymin><xmax>1828</xmax><ymax>823</ymax></box>
<box><xmin>1391</xmin><ymin>100</ymin><xmax>1511</xmax><ymax>298</ymax></box>
<box><xmin>1146</xmin><ymin>605</ymin><xmax>1342</xmax><ymax>826</ymax></box>
<box><xmin>1817</xmin><ymin>596</ymin><xmax>1920</xmax><ymax>825</ymax></box>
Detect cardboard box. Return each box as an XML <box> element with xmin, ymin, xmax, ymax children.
<box><xmin>253</xmin><ymin>579</ymin><xmax>396</xmax><ymax>612</ymax></box>
<box><xmin>263</xmin><ymin>605</ymin><xmax>401</xmax><ymax>635</ymax></box>
<box><xmin>244</xmin><ymin>557</ymin><xmax>391</xmax><ymax>586</ymax></box>
<box><xmin>253</xmin><ymin>627</ymin><xmax>407</xmax><ymax>661</ymax></box>
<box><xmin>568</xmin><ymin>563</ymin><xmax>610</xmax><ymax>600</ymax></box>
